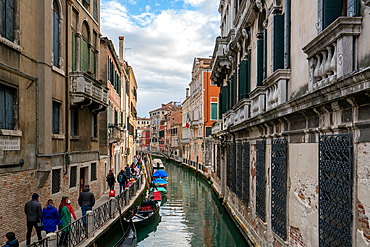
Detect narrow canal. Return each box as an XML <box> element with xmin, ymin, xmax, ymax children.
<box><xmin>135</xmin><ymin>158</ymin><xmax>250</xmax><ymax>247</ymax></box>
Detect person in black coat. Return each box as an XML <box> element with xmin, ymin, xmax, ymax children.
<box><xmin>106</xmin><ymin>170</ymin><xmax>115</xmax><ymax>190</ymax></box>
<box><xmin>2</xmin><ymin>232</ymin><xmax>19</xmax><ymax>247</ymax></box>
<box><xmin>78</xmin><ymin>185</ymin><xmax>95</xmax><ymax>227</ymax></box>
<box><xmin>24</xmin><ymin>193</ymin><xmax>42</xmax><ymax>245</ymax></box>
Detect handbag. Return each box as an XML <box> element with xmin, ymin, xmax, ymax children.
<box><xmin>37</xmin><ymin>222</ymin><xmax>43</xmax><ymax>230</ymax></box>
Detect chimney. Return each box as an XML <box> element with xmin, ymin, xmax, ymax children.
<box><xmin>186</xmin><ymin>88</ymin><xmax>189</xmax><ymax>98</ymax></box>
<box><xmin>119</xmin><ymin>36</ymin><xmax>124</xmax><ymax>63</ymax></box>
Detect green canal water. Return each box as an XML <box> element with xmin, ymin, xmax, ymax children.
<box><xmin>135</xmin><ymin>158</ymin><xmax>250</xmax><ymax>247</ymax></box>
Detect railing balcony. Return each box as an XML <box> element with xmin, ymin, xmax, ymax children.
<box><xmin>250</xmin><ymin>86</ymin><xmax>266</xmax><ymax>118</ymax></box>
<box><xmin>190</xmin><ymin>119</ymin><xmax>200</xmax><ymax>128</ymax></box>
<box><xmin>223</xmin><ymin>110</ymin><xmax>235</xmax><ymax>130</ymax></box>
<box><xmin>302</xmin><ymin>17</ymin><xmax>362</xmax><ymax>93</ymax></box>
<box><xmin>210</xmin><ymin>36</ymin><xmax>231</xmax><ymax>86</ymax></box>
<box><xmin>212</xmin><ymin>120</ymin><xmax>222</xmax><ymax>134</ymax></box>
<box><xmin>70</xmin><ymin>71</ymin><xmax>109</xmax><ymax>112</ymax></box>
<box><xmin>108</xmin><ymin>125</ymin><xmax>123</xmax><ymax>143</ymax></box>
<box><xmin>232</xmin><ymin>98</ymin><xmax>251</xmax><ymax>125</ymax></box>
<box><xmin>181</xmin><ymin>138</ymin><xmax>190</xmax><ymax>144</ymax></box>
<box><xmin>263</xmin><ymin>69</ymin><xmax>290</xmax><ymax>111</ymax></box>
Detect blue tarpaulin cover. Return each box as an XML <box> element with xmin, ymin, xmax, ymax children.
<box><xmin>153</xmin><ymin>170</ymin><xmax>168</xmax><ymax>177</ymax></box>
<box><xmin>153</xmin><ymin>178</ymin><xmax>168</xmax><ymax>184</ymax></box>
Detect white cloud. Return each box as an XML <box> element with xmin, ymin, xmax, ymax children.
<box><xmin>101</xmin><ymin>0</ymin><xmax>219</xmax><ymax>116</ymax></box>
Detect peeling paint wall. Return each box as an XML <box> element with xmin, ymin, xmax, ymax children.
<box><xmin>289</xmin><ymin>143</ymin><xmax>318</xmax><ymax>247</ymax></box>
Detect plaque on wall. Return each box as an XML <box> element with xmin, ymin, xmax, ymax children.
<box><xmin>0</xmin><ymin>136</ymin><xmax>21</xmax><ymax>150</ymax></box>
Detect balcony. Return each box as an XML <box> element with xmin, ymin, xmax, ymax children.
<box><xmin>263</xmin><ymin>69</ymin><xmax>290</xmax><ymax>111</ymax></box>
<box><xmin>232</xmin><ymin>98</ymin><xmax>251</xmax><ymax>126</ymax></box>
<box><xmin>302</xmin><ymin>17</ymin><xmax>362</xmax><ymax>93</ymax></box>
<box><xmin>212</xmin><ymin>120</ymin><xmax>223</xmax><ymax>134</ymax></box>
<box><xmin>190</xmin><ymin>119</ymin><xmax>200</xmax><ymax>128</ymax></box>
<box><xmin>250</xmin><ymin>86</ymin><xmax>266</xmax><ymax>118</ymax></box>
<box><xmin>70</xmin><ymin>71</ymin><xmax>109</xmax><ymax>112</ymax></box>
<box><xmin>108</xmin><ymin>125</ymin><xmax>124</xmax><ymax>144</ymax></box>
<box><xmin>210</xmin><ymin>36</ymin><xmax>231</xmax><ymax>86</ymax></box>
<box><xmin>223</xmin><ymin>110</ymin><xmax>235</xmax><ymax>130</ymax></box>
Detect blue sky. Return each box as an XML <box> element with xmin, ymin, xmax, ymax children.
<box><xmin>100</xmin><ymin>0</ymin><xmax>220</xmax><ymax>117</ymax></box>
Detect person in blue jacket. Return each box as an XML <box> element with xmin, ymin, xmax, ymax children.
<box><xmin>2</xmin><ymin>232</ymin><xmax>19</xmax><ymax>247</ymax></box>
<box><xmin>42</xmin><ymin>199</ymin><xmax>61</xmax><ymax>234</ymax></box>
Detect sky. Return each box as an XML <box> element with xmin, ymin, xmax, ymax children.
<box><xmin>100</xmin><ymin>0</ymin><xmax>220</xmax><ymax>117</ymax></box>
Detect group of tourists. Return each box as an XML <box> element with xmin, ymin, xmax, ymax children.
<box><xmin>106</xmin><ymin>155</ymin><xmax>145</xmax><ymax>194</ymax></box>
<box><xmin>2</xmin><ymin>153</ymin><xmax>147</xmax><ymax>247</ymax></box>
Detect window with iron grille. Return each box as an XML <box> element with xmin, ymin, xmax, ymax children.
<box><xmin>91</xmin><ymin>163</ymin><xmax>97</xmax><ymax>181</ymax></box>
<box><xmin>52</xmin><ymin>169</ymin><xmax>61</xmax><ymax>194</ymax></box>
<box><xmin>236</xmin><ymin>142</ymin><xmax>243</xmax><ymax>198</ymax></box>
<box><xmin>70</xmin><ymin>166</ymin><xmax>77</xmax><ymax>188</ymax></box>
<box><xmin>256</xmin><ymin>140</ymin><xmax>266</xmax><ymax>221</ymax></box>
<box><xmin>52</xmin><ymin>101</ymin><xmax>61</xmax><ymax>134</ymax></box>
<box><xmin>242</xmin><ymin>142</ymin><xmax>250</xmax><ymax>205</ymax></box>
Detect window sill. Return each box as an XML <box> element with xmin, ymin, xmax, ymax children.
<box><xmin>70</xmin><ymin>135</ymin><xmax>80</xmax><ymax>140</ymax></box>
<box><xmin>52</xmin><ymin>134</ymin><xmax>65</xmax><ymax>140</ymax></box>
<box><xmin>52</xmin><ymin>66</ymin><xmax>65</xmax><ymax>76</ymax></box>
<box><xmin>91</xmin><ymin>137</ymin><xmax>99</xmax><ymax>142</ymax></box>
<box><xmin>0</xmin><ymin>36</ymin><xmax>22</xmax><ymax>52</ymax></box>
<box><xmin>0</xmin><ymin>129</ymin><xmax>22</xmax><ymax>137</ymax></box>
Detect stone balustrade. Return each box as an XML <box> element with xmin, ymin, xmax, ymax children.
<box><xmin>303</xmin><ymin>17</ymin><xmax>362</xmax><ymax>93</ymax></box>
<box><xmin>223</xmin><ymin>110</ymin><xmax>235</xmax><ymax>129</ymax></box>
<box><xmin>212</xmin><ymin>120</ymin><xmax>222</xmax><ymax>134</ymax></box>
<box><xmin>250</xmin><ymin>86</ymin><xmax>266</xmax><ymax>118</ymax></box>
<box><xmin>232</xmin><ymin>98</ymin><xmax>251</xmax><ymax>126</ymax></box>
<box><xmin>263</xmin><ymin>69</ymin><xmax>290</xmax><ymax>111</ymax></box>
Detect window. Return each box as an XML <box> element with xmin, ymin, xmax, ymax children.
<box><xmin>272</xmin><ymin>14</ymin><xmax>284</xmax><ymax>72</ymax></box>
<box><xmin>92</xmin><ymin>114</ymin><xmax>97</xmax><ymax>138</ymax></box>
<box><xmin>80</xmin><ymin>22</ymin><xmax>89</xmax><ymax>72</ymax></box>
<box><xmin>52</xmin><ymin>101</ymin><xmax>61</xmax><ymax>134</ymax></box>
<box><xmin>53</xmin><ymin>1</ymin><xmax>60</xmax><ymax>68</ymax></box>
<box><xmin>91</xmin><ymin>163</ymin><xmax>97</xmax><ymax>181</ymax></box>
<box><xmin>71</xmin><ymin>108</ymin><xmax>78</xmax><ymax>136</ymax></box>
<box><xmin>0</xmin><ymin>84</ymin><xmax>15</xmax><ymax>130</ymax></box>
<box><xmin>70</xmin><ymin>166</ymin><xmax>77</xmax><ymax>188</ymax></box>
<box><xmin>205</xmin><ymin>127</ymin><xmax>212</xmax><ymax>137</ymax></box>
<box><xmin>0</xmin><ymin>0</ymin><xmax>14</xmax><ymax>41</ymax></box>
<box><xmin>211</xmin><ymin>103</ymin><xmax>217</xmax><ymax>120</ymax></box>
<box><xmin>52</xmin><ymin>169</ymin><xmax>61</xmax><ymax>194</ymax></box>
<box><xmin>114</xmin><ymin>110</ymin><xmax>118</xmax><ymax>125</ymax></box>
<box><xmin>93</xmin><ymin>0</ymin><xmax>98</xmax><ymax>22</ymax></box>
<box><xmin>83</xmin><ymin>0</ymin><xmax>90</xmax><ymax>11</ymax></box>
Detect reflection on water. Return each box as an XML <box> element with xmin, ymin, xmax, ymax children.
<box><xmin>136</xmin><ymin>159</ymin><xmax>250</xmax><ymax>247</ymax></box>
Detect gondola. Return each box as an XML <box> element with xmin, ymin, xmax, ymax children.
<box><xmin>113</xmin><ymin>219</ymin><xmax>137</xmax><ymax>247</ymax></box>
<box><xmin>153</xmin><ymin>159</ymin><xmax>165</xmax><ymax>169</ymax></box>
<box><xmin>132</xmin><ymin>199</ymin><xmax>160</xmax><ymax>229</ymax></box>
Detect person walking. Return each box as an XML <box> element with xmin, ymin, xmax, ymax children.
<box><xmin>2</xmin><ymin>232</ymin><xmax>19</xmax><ymax>247</ymax></box>
<box><xmin>117</xmin><ymin>170</ymin><xmax>126</xmax><ymax>194</ymax></box>
<box><xmin>24</xmin><ymin>193</ymin><xmax>42</xmax><ymax>246</ymax></box>
<box><xmin>58</xmin><ymin>196</ymin><xmax>71</xmax><ymax>247</ymax></box>
<box><xmin>78</xmin><ymin>185</ymin><xmax>95</xmax><ymax>227</ymax></box>
<box><xmin>134</xmin><ymin>155</ymin><xmax>137</xmax><ymax>165</ymax></box>
<box><xmin>42</xmin><ymin>199</ymin><xmax>61</xmax><ymax>234</ymax></box>
<box><xmin>125</xmin><ymin>164</ymin><xmax>131</xmax><ymax>187</ymax></box>
<box><xmin>65</xmin><ymin>199</ymin><xmax>77</xmax><ymax>221</ymax></box>
<box><xmin>106</xmin><ymin>170</ymin><xmax>115</xmax><ymax>190</ymax></box>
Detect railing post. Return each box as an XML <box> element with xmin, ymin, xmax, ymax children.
<box><xmin>125</xmin><ymin>187</ymin><xmax>129</xmax><ymax>203</ymax></box>
<box><xmin>110</xmin><ymin>198</ymin><xmax>116</xmax><ymax>218</ymax></box>
<box><xmin>87</xmin><ymin>211</ymin><xmax>94</xmax><ymax>238</ymax></box>
<box><xmin>47</xmin><ymin>233</ymin><xmax>57</xmax><ymax>247</ymax></box>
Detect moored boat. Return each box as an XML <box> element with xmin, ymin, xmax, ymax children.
<box><xmin>153</xmin><ymin>159</ymin><xmax>165</xmax><ymax>169</ymax></box>
<box><xmin>113</xmin><ymin>219</ymin><xmax>137</xmax><ymax>247</ymax></box>
<box><xmin>132</xmin><ymin>200</ymin><xmax>160</xmax><ymax>229</ymax></box>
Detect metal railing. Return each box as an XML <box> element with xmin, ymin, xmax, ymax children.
<box><xmin>93</xmin><ymin>201</ymin><xmax>110</xmax><ymax>231</ymax></box>
<box><xmin>129</xmin><ymin>183</ymin><xmax>134</xmax><ymax>198</ymax></box>
<box><xmin>115</xmin><ymin>190</ymin><xmax>126</xmax><ymax>212</ymax></box>
<box><xmin>56</xmin><ymin>216</ymin><xmax>87</xmax><ymax>247</ymax></box>
<box><xmin>28</xmin><ymin>237</ymin><xmax>49</xmax><ymax>247</ymax></box>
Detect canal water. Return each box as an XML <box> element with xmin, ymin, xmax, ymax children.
<box><xmin>135</xmin><ymin>158</ymin><xmax>249</xmax><ymax>247</ymax></box>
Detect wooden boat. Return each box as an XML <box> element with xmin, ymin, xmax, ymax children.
<box><xmin>153</xmin><ymin>159</ymin><xmax>165</xmax><ymax>169</ymax></box>
<box><xmin>132</xmin><ymin>200</ymin><xmax>160</xmax><ymax>229</ymax></box>
<box><xmin>113</xmin><ymin>219</ymin><xmax>137</xmax><ymax>247</ymax></box>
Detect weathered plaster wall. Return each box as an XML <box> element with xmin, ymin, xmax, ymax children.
<box><xmin>288</xmin><ymin>143</ymin><xmax>319</xmax><ymax>247</ymax></box>
<box><xmin>356</xmin><ymin>142</ymin><xmax>370</xmax><ymax>246</ymax></box>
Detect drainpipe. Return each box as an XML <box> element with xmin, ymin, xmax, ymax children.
<box><xmin>65</xmin><ymin>0</ymin><xmax>70</xmax><ymax>174</ymax></box>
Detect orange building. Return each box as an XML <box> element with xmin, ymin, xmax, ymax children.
<box><xmin>182</xmin><ymin>58</ymin><xmax>220</xmax><ymax>170</ymax></box>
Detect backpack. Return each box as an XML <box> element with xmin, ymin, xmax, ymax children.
<box><xmin>118</xmin><ymin>174</ymin><xmax>125</xmax><ymax>183</ymax></box>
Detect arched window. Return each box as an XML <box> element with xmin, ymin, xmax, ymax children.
<box><xmin>1</xmin><ymin>0</ymin><xmax>14</xmax><ymax>41</ymax></box>
<box><xmin>80</xmin><ymin>21</ymin><xmax>90</xmax><ymax>72</ymax></box>
<box><xmin>53</xmin><ymin>1</ymin><xmax>60</xmax><ymax>68</ymax></box>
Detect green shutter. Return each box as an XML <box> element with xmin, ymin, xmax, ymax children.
<box><xmin>93</xmin><ymin>0</ymin><xmax>98</xmax><ymax>22</ymax></box>
<box><xmin>72</xmin><ymin>33</ymin><xmax>76</xmax><ymax>71</ymax></box>
<box><xmin>230</xmin><ymin>76</ymin><xmax>235</xmax><ymax>108</ymax></box>
<box><xmin>218</xmin><ymin>92</ymin><xmax>222</xmax><ymax>119</ymax></box>
<box><xmin>273</xmin><ymin>14</ymin><xmax>285</xmax><ymax>71</ymax></box>
<box><xmin>91</xmin><ymin>50</ymin><xmax>95</xmax><ymax>74</ymax></box>
<box><xmin>239</xmin><ymin>60</ymin><xmax>247</xmax><ymax>100</ymax></box>
<box><xmin>121</xmin><ymin>111</ymin><xmax>123</xmax><ymax>126</ymax></box>
<box><xmin>80</xmin><ymin>39</ymin><xmax>89</xmax><ymax>72</ymax></box>
<box><xmin>4</xmin><ymin>0</ymin><xmax>14</xmax><ymax>41</ymax></box>
<box><xmin>211</xmin><ymin>103</ymin><xmax>217</xmax><ymax>120</ymax></box>
<box><xmin>284</xmin><ymin>0</ymin><xmax>291</xmax><ymax>69</ymax></box>
<box><xmin>222</xmin><ymin>85</ymin><xmax>229</xmax><ymax>114</ymax></box>
<box><xmin>347</xmin><ymin>0</ymin><xmax>359</xmax><ymax>16</ymax></box>
<box><xmin>53</xmin><ymin>10</ymin><xmax>59</xmax><ymax>67</ymax></box>
<box><xmin>257</xmin><ymin>40</ymin><xmax>264</xmax><ymax>86</ymax></box>
<box><xmin>324</xmin><ymin>0</ymin><xmax>342</xmax><ymax>29</ymax></box>
<box><xmin>247</xmin><ymin>52</ymin><xmax>251</xmax><ymax>96</ymax></box>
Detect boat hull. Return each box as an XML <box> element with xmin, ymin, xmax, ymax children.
<box><xmin>132</xmin><ymin>201</ymin><xmax>160</xmax><ymax>229</ymax></box>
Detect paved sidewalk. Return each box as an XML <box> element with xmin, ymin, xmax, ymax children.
<box><xmin>19</xmin><ymin>183</ymin><xmax>124</xmax><ymax>247</ymax></box>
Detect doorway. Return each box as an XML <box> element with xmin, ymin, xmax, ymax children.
<box><xmin>80</xmin><ymin>167</ymin><xmax>88</xmax><ymax>193</ymax></box>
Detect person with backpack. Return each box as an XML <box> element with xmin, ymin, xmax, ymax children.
<box><xmin>106</xmin><ymin>170</ymin><xmax>115</xmax><ymax>190</ymax></box>
<box><xmin>117</xmin><ymin>170</ymin><xmax>126</xmax><ymax>194</ymax></box>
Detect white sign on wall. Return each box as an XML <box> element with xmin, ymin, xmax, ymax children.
<box><xmin>0</xmin><ymin>136</ymin><xmax>21</xmax><ymax>150</ymax></box>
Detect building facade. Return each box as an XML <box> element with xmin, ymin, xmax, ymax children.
<box><xmin>0</xmin><ymin>0</ymin><xmax>108</xmax><ymax>242</ymax></box>
<box><xmin>209</xmin><ymin>0</ymin><xmax>370</xmax><ymax>246</ymax></box>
